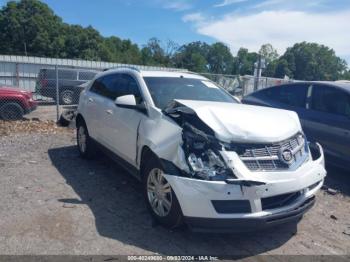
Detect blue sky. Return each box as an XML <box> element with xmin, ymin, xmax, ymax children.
<box><xmin>1</xmin><ymin>0</ymin><xmax>350</xmax><ymax>62</ymax></box>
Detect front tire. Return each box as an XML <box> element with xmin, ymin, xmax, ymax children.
<box><xmin>143</xmin><ymin>159</ymin><xmax>183</xmax><ymax>229</ymax></box>
<box><xmin>0</xmin><ymin>102</ymin><xmax>24</xmax><ymax>120</ymax></box>
<box><xmin>76</xmin><ymin>121</ymin><xmax>96</xmax><ymax>159</ymax></box>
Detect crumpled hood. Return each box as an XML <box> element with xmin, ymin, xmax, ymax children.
<box><xmin>174</xmin><ymin>99</ymin><xmax>302</xmax><ymax>143</ymax></box>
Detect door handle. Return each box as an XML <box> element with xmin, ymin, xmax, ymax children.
<box><xmin>105</xmin><ymin>109</ymin><xmax>113</xmax><ymax>115</ymax></box>
<box><xmin>88</xmin><ymin>98</ymin><xmax>94</xmax><ymax>102</ymax></box>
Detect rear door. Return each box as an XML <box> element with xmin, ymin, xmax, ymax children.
<box><xmin>303</xmin><ymin>84</ymin><xmax>350</xmax><ymax>161</ymax></box>
<box><xmin>84</xmin><ymin>76</ymin><xmax>108</xmax><ymax>139</ymax></box>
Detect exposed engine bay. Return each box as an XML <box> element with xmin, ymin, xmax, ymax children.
<box><xmin>164</xmin><ymin>101</ymin><xmax>235</xmax><ymax>181</ymax></box>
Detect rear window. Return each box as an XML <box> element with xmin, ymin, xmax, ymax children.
<box><xmin>38</xmin><ymin>69</ymin><xmax>77</xmax><ymax>80</ymax></box>
<box><xmin>58</xmin><ymin>70</ymin><xmax>77</xmax><ymax>80</ymax></box>
<box><xmin>38</xmin><ymin>69</ymin><xmax>55</xmax><ymax>79</ymax></box>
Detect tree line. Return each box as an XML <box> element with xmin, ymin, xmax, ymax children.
<box><xmin>0</xmin><ymin>0</ymin><xmax>349</xmax><ymax>81</ymax></box>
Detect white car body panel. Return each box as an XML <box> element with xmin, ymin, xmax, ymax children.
<box><xmin>77</xmin><ymin>68</ymin><xmax>327</xmax><ymax>231</ymax></box>
<box><xmin>165</xmin><ymin>144</ymin><xmax>325</xmax><ymax>218</ymax></box>
<box><xmin>174</xmin><ymin>99</ymin><xmax>302</xmax><ymax>143</ymax></box>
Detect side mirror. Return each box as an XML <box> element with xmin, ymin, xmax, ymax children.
<box><xmin>115</xmin><ymin>94</ymin><xmax>137</xmax><ymax>107</ymax></box>
<box><xmin>114</xmin><ymin>95</ymin><xmax>147</xmax><ymax>114</ymax></box>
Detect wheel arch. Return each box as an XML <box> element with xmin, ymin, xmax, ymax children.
<box><xmin>140</xmin><ymin>146</ymin><xmax>159</xmax><ymax>178</ymax></box>
<box><xmin>75</xmin><ymin>113</ymin><xmax>86</xmax><ymax>127</ymax></box>
<box><xmin>0</xmin><ymin>98</ymin><xmax>26</xmax><ymax>111</ymax></box>
<box><xmin>139</xmin><ymin>145</ymin><xmax>184</xmax><ymax>179</ymax></box>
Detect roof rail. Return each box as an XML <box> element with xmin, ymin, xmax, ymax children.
<box><xmin>103</xmin><ymin>65</ymin><xmax>141</xmax><ymax>72</ymax></box>
<box><xmin>104</xmin><ymin>65</ymin><xmax>188</xmax><ymax>73</ymax></box>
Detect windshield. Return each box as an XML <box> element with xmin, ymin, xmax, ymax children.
<box><xmin>144</xmin><ymin>77</ymin><xmax>237</xmax><ymax>109</ymax></box>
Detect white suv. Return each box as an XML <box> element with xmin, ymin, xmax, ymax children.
<box><xmin>76</xmin><ymin>68</ymin><xmax>326</xmax><ymax>232</ymax></box>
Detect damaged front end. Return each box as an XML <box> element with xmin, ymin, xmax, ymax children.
<box><xmin>164</xmin><ymin>101</ymin><xmax>238</xmax><ymax>182</ymax></box>
<box><xmin>159</xmin><ymin>100</ymin><xmax>326</xmax><ymax>231</ymax></box>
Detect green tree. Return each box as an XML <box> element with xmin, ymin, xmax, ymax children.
<box><xmin>276</xmin><ymin>42</ymin><xmax>347</xmax><ymax>80</ymax></box>
<box><xmin>141</xmin><ymin>38</ymin><xmax>171</xmax><ymax>66</ymax></box>
<box><xmin>207</xmin><ymin>42</ymin><xmax>234</xmax><ymax>74</ymax></box>
<box><xmin>0</xmin><ymin>0</ymin><xmax>143</xmax><ymax>62</ymax></box>
<box><xmin>259</xmin><ymin>43</ymin><xmax>279</xmax><ymax>64</ymax></box>
<box><xmin>0</xmin><ymin>0</ymin><xmax>64</xmax><ymax>57</ymax></box>
<box><xmin>259</xmin><ymin>44</ymin><xmax>279</xmax><ymax>77</ymax></box>
<box><xmin>341</xmin><ymin>70</ymin><xmax>350</xmax><ymax>80</ymax></box>
<box><xmin>234</xmin><ymin>48</ymin><xmax>258</xmax><ymax>75</ymax></box>
<box><xmin>274</xmin><ymin>59</ymin><xmax>292</xmax><ymax>78</ymax></box>
<box><xmin>173</xmin><ymin>41</ymin><xmax>210</xmax><ymax>72</ymax></box>
<box><xmin>103</xmin><ymin>37</ymin><xmax>142</xmax><ymax>63</ymax></box>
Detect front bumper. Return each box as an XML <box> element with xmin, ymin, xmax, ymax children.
<box><xmin>185</xmin><ymin>196</ymin><xmax>315</xmax><ymax>233</ymax></box>
<box><xmin>24</xmin><ymin>100</ymin><xmax>38</xmax><ymax>114</ymax></box>
<box><xmin>164</xmin><ymin>144</ymin><xmax>326</xmax><ymax>232</ymax></box>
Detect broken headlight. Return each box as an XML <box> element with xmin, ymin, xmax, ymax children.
<box><xmin>182</xmin><ymin>123</ymin><xmax>235</xmax><ymax>181</ymax></box>
<box><xmin>187</xmin><ymin>145</ymin><xmax>234</xmax><ymax>180</ymax></box>
<box><xmin>186</xmin><ymin>149</ymin><xmax>234</xmax><ymax>181</ymax></box>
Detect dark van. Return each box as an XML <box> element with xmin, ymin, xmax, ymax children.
<box><xmin>36</xmin><ymin>68</ymin><xmax>98</xmax><ymax>105</ymax></box>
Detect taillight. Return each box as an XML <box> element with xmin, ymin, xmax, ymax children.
<box><xmin>40</xmin><ymin>79</ymin><xmax>48</xmax><ymax>87</ymax></box>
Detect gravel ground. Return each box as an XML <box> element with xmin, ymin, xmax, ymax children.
<box><xmin>0</xmin><ymin>122</ymin><xmax>350</xmax><ymax>256</ymax></box>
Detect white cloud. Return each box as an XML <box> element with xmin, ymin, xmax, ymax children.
<box><xmin>182</xmin><ymin>12</ymin><xmax>205</xmax><ymax>23</ymax></box>
<box><xmin>253</xmin><ymin>0</ymin><xmax>284</xmax><ymax>9</ymax></box>
<box><xmin>159</xmin><ymin>0</ymin><xmax>192</xmax><ymax>11</ymax></box>
<box><xmin>252</xmin><ymin>0</ymin><xmax>326</xmax><ymax>9</ymax></box>
<box><xmin>214</xmin><ymin>0</ymin><xmax>248</xmax><ymax>8</ymax></box>
<box><xmin>192</xmin><ymin>10</ymin><xmax>350</xmax><ymax>60</ymax></box>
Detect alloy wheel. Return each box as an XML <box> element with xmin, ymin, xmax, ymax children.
<box><xmin>147</xmin><ymin>168</ymin><xmax>172</xmax><ymax>217</ymax></box>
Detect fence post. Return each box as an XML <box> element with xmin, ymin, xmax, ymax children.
<box><xmin>55</xmin><ymin>65</ymin><xmax>59</xmax><ymax>121</ymax></box>
<box><xmin>15</xmin><ymin>63</ymin><xmax>20</xmax><ymax>87</ymax></box>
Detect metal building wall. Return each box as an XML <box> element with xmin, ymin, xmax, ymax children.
<box><xmin>0</xmin><ymin>55</ymin><xmax>184</xmax><ymax>92</ymax></box>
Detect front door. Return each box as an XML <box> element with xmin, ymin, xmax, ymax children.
<box><xmin>99</xmin><ymin>73</ymin><xmax>146</xmax><ymax>166</ymax></box>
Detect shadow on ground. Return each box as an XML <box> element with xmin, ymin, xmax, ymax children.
<box><xmin>48</xmin><ymin>145</ymin><xmax>299</xmax><ymax>256</ymax></box>
<box><xmin>323</xmin><ymin>164</ymin><xmax>350</xmax><ymax>196</ymax></box>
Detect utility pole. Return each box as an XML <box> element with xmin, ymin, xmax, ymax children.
<box><xmin>253</xmin><ymin>55</ymin><xmax>265</xmax><ymax>92</ymax></box>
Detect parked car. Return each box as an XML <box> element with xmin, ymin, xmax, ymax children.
<box><xmin>76</xmin><ymin>68</ymin><xmax>326</xmax><ymax>232</ymax></box>
<box><xmin>36</xmin><ymin>68</ymin><xmax>98</xmax><ymax>105</ymax></box>
<box><xmin>242</xmin><ymin>82</ymin><xmax>350</xmax><ymax>169</ymax></box>
<box><xmin>0</xmin><ymin>86</ymin><xmax>38</xmax><ymax>120</ymax></box>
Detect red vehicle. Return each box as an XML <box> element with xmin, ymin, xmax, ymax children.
<box><xmin>0</xmin><ymin>86</ymin><xmax>38</xmax><ymax>120</ymax></box>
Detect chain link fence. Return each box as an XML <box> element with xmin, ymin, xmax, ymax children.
<box><xmin>201</xmin><ymin>73</ymin><xmax>296</xmax><ymax>97</ymax></box>
<box><xmin>0</xmin><ymin>55</ymin><xmax>296</xmax><ymax>121</ymax></box>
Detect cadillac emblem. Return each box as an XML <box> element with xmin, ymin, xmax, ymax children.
<box><xmin>280</xmin><ymin>148</ymin><xmax>294</xmax><ymax>164</ymax></box>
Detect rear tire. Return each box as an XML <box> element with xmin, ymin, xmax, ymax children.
<box><xmin>0</xmin><ymin>102</ymin><xmax>24</xmax><ymax>120</ymax></box>
<box><xmin>142</xmin><ymin>158</ymin><xmax>184</xmax><ymax>229</ymax></box>
<box><xmin>60</xmin><ymin>90</ymin><xmax>75</xmax><ymax>105</ymax></box>
<box><xmin>76</xmin><ymin>120</ymin><xmax>96</xmax><ymax>159</ymax></box>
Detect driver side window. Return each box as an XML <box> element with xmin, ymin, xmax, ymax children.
<box><xmin>90</xmin><ymin>73</ymin><xmax>143</xmax><ymax>103</ymax></box>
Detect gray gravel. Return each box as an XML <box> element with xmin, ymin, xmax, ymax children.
<box><xmin>0</xmin><ymin>129</ymin><xmax>350</xmax><ymax>256</ymax></box>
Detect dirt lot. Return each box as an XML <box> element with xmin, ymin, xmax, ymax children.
<box><xmin>0</xmin><ymin>121</ymin><xmax>350</xmax><ymax>256</ymax></box>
